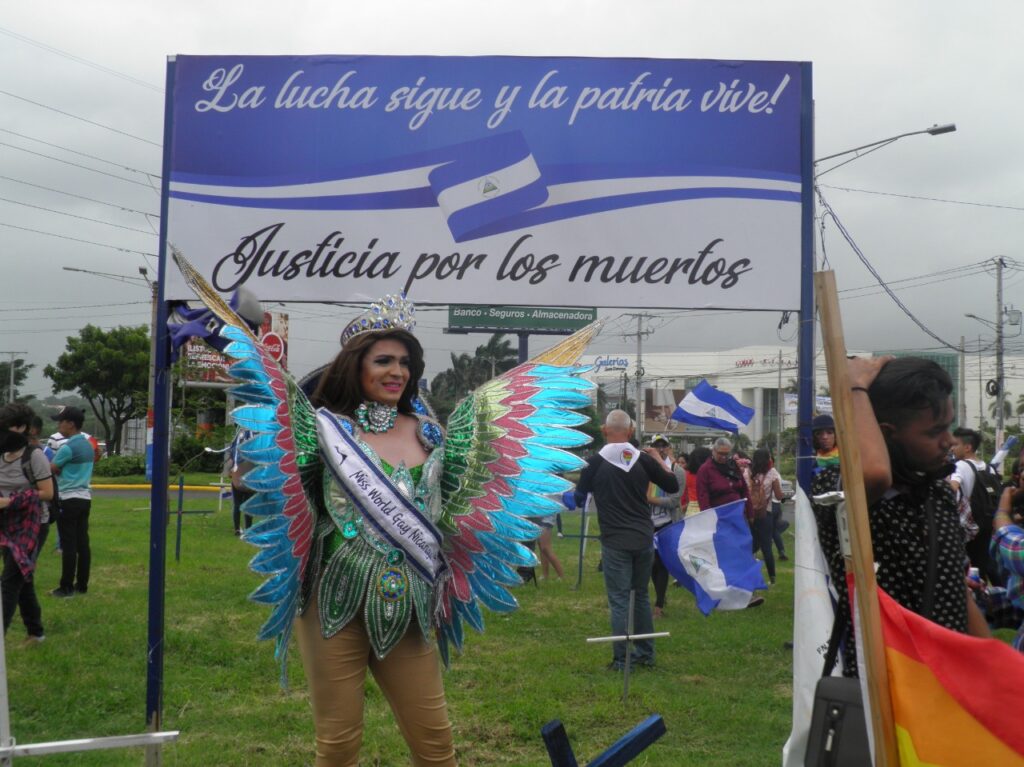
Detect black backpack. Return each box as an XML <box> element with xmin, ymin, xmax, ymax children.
<box><xmin>966</xmin><ymin>461</ymin><xmax>1001</xmax><ymax>528</ymax></box>
<box><xmin>21</xmin><ymin>445</ymin><xmax>58</xmax><ymax>525</ymax></box>
<box><xmin>963</xmin><ymin>461</ymin><xmax>1004</xmax><ymax>585</ymax></box>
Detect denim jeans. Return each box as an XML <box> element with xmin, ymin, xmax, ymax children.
<box><xmin>601</xmin><ymin>544</ymin><xmax>655</xmax><ymax>666</ymax></box>
<box><xmin>770</xmin><ymin>501</ymin><xmax>787</xmax><ymax>557</ymax></box>
<box><xmin>751</xmin><ymin>515</ymin><xmax>776</xmax><ymax>581</ymax></box>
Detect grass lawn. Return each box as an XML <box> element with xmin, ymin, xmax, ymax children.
<box><xmin>6</xmin><ymin>498</ymin><xmax>796</xmax><ymax>766</ymax></box>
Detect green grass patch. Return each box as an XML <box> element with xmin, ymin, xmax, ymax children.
<box><xmin>7</xmin><ymin>502</ymin><xmax>796</xmax><ymax>765</ymax></box>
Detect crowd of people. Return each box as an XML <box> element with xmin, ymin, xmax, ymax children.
<box><xmin>0</xmin><ymin>404</ymin><xmax>96</xmax><ymax>647</ymax></box>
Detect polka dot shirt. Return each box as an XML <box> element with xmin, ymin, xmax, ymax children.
<box><xmin>812</xmin><ymin>465</ymin><xmax>968</xmax><ymax>676</ymax></box>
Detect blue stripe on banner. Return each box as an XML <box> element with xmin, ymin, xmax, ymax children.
<box><xmin>540</xmin><ymin>163</ymin><xmax>802</xmax><ymax>185</ymax></box>
<box><xmin>171</xmin><ymin>161</ymin><xmax>800</xmax><ymax>191</ymax></box>
<box><xmin>426</xmin><ymin>131</ymin><xmax>532</xmax><ymax>191</ymax></box>
<box><xmin>464</xmin><ymin>186</ymin><xmax>799</xmax><ymax>240</ymax></box>
<box><xmin>169</xmin><ymin>187</ymin><xmax>436</xmax><ymax>210</ymax></box>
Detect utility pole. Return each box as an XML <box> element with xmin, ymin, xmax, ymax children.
<box><xmin>995</xmin><ymin>257</ymin><xmax>1005</xmax><ymax>445</ymax></box>
<box><xmin>958</xmin><ymin>336</ymin><xmax>967</xmax><ymax>427</ymax></box>
<box><xmin>978</xmin><ymin>334</ymin><xmax>983</xmax><ymax>432</ymax></box>
<box><xmin>776</xmin><ymin>349</ymin><xmax>784</xmax><ymax>458</ymax></box>
<box><xmin>622</xmin><ymin>314</ymin><xmax>654</xmax><ymax>444</ymax></box>
<box><xmin>0</xmin><ymin>353</ymin><xmax>27</xmax><ymax>403</ymax></box>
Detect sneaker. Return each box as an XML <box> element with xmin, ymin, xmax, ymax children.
<box><xmin>778</xmin><ymin>554</ymin><xmax>789</xmax><ymax>561</ymax></box>
<box><xmin>746</xmin><ymin>596</ymin><xmax>766</xmax><ymax>609</ymax></box>
<box><xmin>22</xmin><ymin>635</ymin><xmax>45</xmax><ymax>647</ymax></box>
<box><xmin>49</xmin><ymin>588</ymin><xmax>74</xmax><ymax>598</ymax></box>
<box><xmin>74</xmin><ymin>587</ymin><xmax>87</xmax><ymax>595</ymax></box>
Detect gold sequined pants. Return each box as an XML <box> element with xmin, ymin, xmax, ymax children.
<box><xmin>295</xmin><ymin>595</ymin><xmax>457</xmax><ymax>767</ymax></box>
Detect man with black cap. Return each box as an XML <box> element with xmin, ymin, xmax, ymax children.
<box><xmin>49</xmin><ymin>406</ymin><xmax>94</xmax><ymax>597</ymax></box>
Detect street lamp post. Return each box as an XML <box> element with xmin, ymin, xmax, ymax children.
<box><xmin>798</xmin><ymin>122</ymin><xmax>957</xmax><ymax>493</ymax></box>
<box><xmin>815</xmin><ymin>123</ymin><xmax>956</xmax><ymax>177</ymax></box>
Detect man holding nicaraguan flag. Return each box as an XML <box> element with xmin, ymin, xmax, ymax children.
<box><xmin>670</xmin><ymin>380</ymin><xmax>754</xmax><ymax>432</ymax></box>
<box><xmin>653</xmin><ymin>498</ymin><xmax>767</xmax><ymax>615</ymax></box>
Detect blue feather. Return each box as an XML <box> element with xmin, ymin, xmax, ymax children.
<box><xmin>507</xmin><ymin>471</ymin><xmax>572</xmax><ymax>495</ymax></box>
<box><xmin>523</xmin><ymin>408</ymin><xmax>589</xmax><ymax>427</ymax></box>
<box><xmin>527</xmin><ymin>428</ymin><xmax>591</xmax><ymax>449</ymax></box>
<box><xmin>249</xmin><ymin>570</ymin><xmax>294</xmax><ymax>604</ymax></box>
<box><xmin>229</xmin><ymin>382</ymin><xmax>278</xmax><ymax>405</ymax></box>
<box><xmin>242</xmin><ymin>465</ymin><xmax>287</xmax><ymax>492</ymax></box>
<box><xmin>467</xmin><ymin>570</ymin><xmax>518</xmax><ymax>612</ymax></box>
<box><xmin>455</xmin><ymin>598</ymin><xmax>485</xmax><ymax>633</ymax></box>
<box><xmin>250</xmin><ymin>547</ymin><xmax>297</xmax><ymax>574</ymax></box>
<box><xmin>486</xmin><ymin>510</ymin><xmax>540</xmax><ymax>541</ymax></box>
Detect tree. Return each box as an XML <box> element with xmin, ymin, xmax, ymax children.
<box><xmin>0</xmin><ymin>358</ymin><xmax>33</xmax><ymax>402</ymax></box>
<box><xmin>988</xmin><ymin>397</ymin><xmax>1013</xmax><ymax>423</ymax></box>
<box><xmin>428</xmin><ymin>334</ymin><xmax>519</xmax><ymax>422</ymax></box>
<box><xmin>44</xmin><ymin>324</ymin><xmax>149</xmax><ymax>455</ymax></box>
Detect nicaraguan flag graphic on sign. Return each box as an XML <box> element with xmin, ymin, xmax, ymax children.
<box><xmin>653</xmin><ymin>499</ymin><xmax>766</xmax><ymax>615</ymax></box>
<box><xmin>670</xmin><ymin>379</ymin><xmax>754</xmax><ymax>432</ymax></box>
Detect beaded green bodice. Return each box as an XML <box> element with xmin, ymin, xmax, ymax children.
<box><xmin>310</xmin><ymin>423</ymin><xmax>444</xmax><ymax>660</ymax></box>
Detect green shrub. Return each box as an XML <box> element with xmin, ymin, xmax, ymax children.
<box><xmin>92</xmin><ymin>454</ymin><xmax>146</xmax><ymax>477</ymax></box>
<box><xmin>171</xmin><ymin>434</ymin><xmax>225</xmax><ymax>473</ymax></box>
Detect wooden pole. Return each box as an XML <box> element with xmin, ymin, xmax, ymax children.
<box><xmin>814</xmin><ymin>270</ymin><xmax>898</xmax><ymax>766</ymax></box>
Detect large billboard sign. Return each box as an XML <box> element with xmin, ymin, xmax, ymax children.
<box><xmin>164</xmin><ymin>56</ymin><xmax>810</xmax><ymax>310</ymax></box>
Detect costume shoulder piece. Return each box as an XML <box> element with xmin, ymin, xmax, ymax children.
<box><xmin>434</xmin><ymin>323</ymin><xmax>602</xmax><ymax>663</ymax></box>
<box><xmin>169</xmin><ymin>248</ymin><xmax>318</xmax><ymax>684</ymax></box>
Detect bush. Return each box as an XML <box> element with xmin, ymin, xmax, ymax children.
<box><xmin>171</xmin><ymin>434</ymin><xmax>225</xmax><ymax>473</ymax></box>
<box><xmin>93</xmin><ymin>454</ymin><xmax>146</xmax><ymax>477</ymax></box>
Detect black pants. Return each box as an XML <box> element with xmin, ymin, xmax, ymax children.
<box><xmin>770</xmin><ymin>501</ymin><xmax>788</xmax><ymax>557</ymax></box>
<box><xmin>232</xmin><ymin>488</ymin><xmax>254</xmax><ymax>532</ymax></box>
<box><xmin>57</xmin><ymin>498</ymin><xmax>91</xmax><ymax>593</ymax></box>
<box><xmin>651</xmin><ymin>549</ymin><xmax>670</xmax><ymax>609</ymax></box>
<box><xmin>2</xmin><ymin>526</ymin><xmax>45</xmax><ymax>638</ymax></box>
<box><xmin>751</xmin><ymin>515</ymin><xmax>776</xmax><ymax>581</ymax></box>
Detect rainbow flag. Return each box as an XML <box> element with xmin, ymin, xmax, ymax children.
<box><xmin>877</xmin><ymin>587</ymin><xmax>1024</xmax><ymax>765</ymax></box>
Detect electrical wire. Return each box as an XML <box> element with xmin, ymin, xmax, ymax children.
<box><xmin>816</xmin><ymin>186</ymin><xmax>979</xmax><ymax>353</ymax></box>
<box><xmin>820</xmin><ymin>184</ymin><xmax>1024</xmax><ymax>213</ymax></box>
<box><xmin>0</xmin><ymin>141</ymin><xmax>155</xmax><ymax>188</ymax></box>
<box><xmin>0</xmin><ymin>26</ymin><xmax>164</xmax><ymax>93</ymax></box>
<box><xmin>0</xmin><ymin>221</ymin><xmax>157</xmax><ymax>257</ymax></box>
<box><xmin>0</xmin><ymin>88</ymin><xmax>161</xmax><ymax>147</ymax></box>
<box><xmin>0</xmin><ymin>128</ymin><xmax>160</xmax><ymax>178</ymax></box>
<box><xmin>0</xmin><ymin>174</ymin><xmax>157</xmax><ymax>218</ymax></box>
<box><xmin>0</xmin><ymin>197</ymin><xmax>154</xmax><ymax>235</ymax></box>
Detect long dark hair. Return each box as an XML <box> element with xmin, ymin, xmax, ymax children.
<box><xmin>686</xmin><ymin>446</ymin><xmax>711</xmax><ymax>474</ymax></box>
<box><xmin>310</xmin><ymin>329</ymin><xmax>425</xmax><ymax>417</ymax></box>
<box><xmin>750</xmin><ymin>448</ymin><xmax>772</xmax><ymax>478</ymax></box>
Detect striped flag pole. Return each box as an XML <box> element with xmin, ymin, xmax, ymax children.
<box><xmin>815</xmin><ymin>270</ymin><xmax>898</xmax><ymax>766</ymax></box>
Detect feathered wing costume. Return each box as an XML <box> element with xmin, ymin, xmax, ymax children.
<box><xmin>169</xmin><ymin>249</ymin><xmax>600</xmax><ymax>678</ymax></box>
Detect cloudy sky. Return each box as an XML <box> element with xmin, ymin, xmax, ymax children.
<box><xmin>2</xmin><ymin>1</ymin><xmax>1022</xmax><ymax>405</ymax></box>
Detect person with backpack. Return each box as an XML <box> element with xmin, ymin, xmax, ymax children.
<box><xmin>0</xmin><ymin>404</ymin><xmax>52</xmax><ymax>644</ymax></box>
<box><xmin>744</xmin><ymin>448</ymin><xmax>783</xmax><ymax>586</ymax></box>
<box><xmin>950</xmin><ymin>427</ymin><xmax>1003</xmax><ymax>584</ymax></box>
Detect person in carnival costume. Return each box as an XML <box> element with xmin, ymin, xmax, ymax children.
<box><xmin>168</xmin><ymin>250</ymin><xmax>599</xmax><ymax>767</ymax></box>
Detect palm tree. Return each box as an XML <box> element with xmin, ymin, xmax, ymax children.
<box><xmin>474</xmin><ymin>333</ymin><xmax>518</xmax><ymax>379</ymax></box>
<box><xmin>988</xmin><ymin>397</ymin><xmax>1013</xmax><ymax>422</ymax></box>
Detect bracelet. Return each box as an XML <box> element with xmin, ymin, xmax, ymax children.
<box><xmin>851</xmin><ymin>386</ymin><xmax>869</xmax><ymax>394</ymax></box>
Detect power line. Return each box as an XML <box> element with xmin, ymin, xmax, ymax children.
<box><xmin>0</xmin><ymin>88</ymin><xmax>161</xmax><ymax>147</ymax></box>
<box><xmin>820</xmin><ymin>184</ymin><xmax>1024</xmax><ymax>213</ymax></box>
<box><xmin>0</xmin><ymin>26</ymin><xmax>163</xmax><ymax>93</ymax></box>
<box><xmin>0</xmin><ymin>174</ymin><xmax>157</xmax><ymax>218</ymax></box>
<box><xmin>0</xmin><ymin>128</ymin><xmax>160</xmax><ymax>178</ymax></box>
<box><xmin>0</xmin><ymin>141</ymin><xmax>155</xmax><ymax>188</ymax></box>
<box><xmin>0</xmin><ymin>221</ymin><xmax>157</xmax><ymax>257</ymax></box>
<box><xmin>0</xmin><ymin>197</ymin><xmax>154</xmax><ymax>235</ymax></box>
<box><xmin>816</xmin><ymin>186</ymin><xmax>971</xmax><ymax>353</ymax></box>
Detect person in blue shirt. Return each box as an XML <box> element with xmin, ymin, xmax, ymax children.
<box><xmin>49</xmin><ymin>406</ymin><xmax>94</xmax><ymax>598</ymax></box>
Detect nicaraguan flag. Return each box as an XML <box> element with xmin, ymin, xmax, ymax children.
<box><xmin>428</xmin><ymin>131</ymin><xmax>547</xmax><ymax>242</ymax></box>
<box><xmin>670</xmin><ymin>379</ymin><xmax>754</xmax><ymax>432</ymax></box>
<box><xmin>653</xmin><ymin>499</ymin><xmax>766</xmax><ymax>615</ymax></box>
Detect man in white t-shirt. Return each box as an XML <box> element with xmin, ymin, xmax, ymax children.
<box><xmin>950</xmin><ymin>427</ymin><xmax>988</xmax><ymax>540</ymax></box>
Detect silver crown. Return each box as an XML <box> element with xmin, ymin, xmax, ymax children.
<box><xmin>340</xmin><ymin>293</ymin><xmax>417</xmax><ymax>347</ymax></box>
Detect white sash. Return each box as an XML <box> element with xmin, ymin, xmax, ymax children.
<box><xmin>598</xmin><ymin>442</ymin><xmax>641</xmax><ymax>473</ymax></box>
<box><xmin>316</xmin><ymin>408</ymin><xmax>447</xmax><ymax>584</ymax></box>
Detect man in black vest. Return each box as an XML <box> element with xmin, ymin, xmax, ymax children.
<box><xmin>575</xmin><ymin>410</ymin><xmax>678</xmax><ymax>670</ymax></box>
